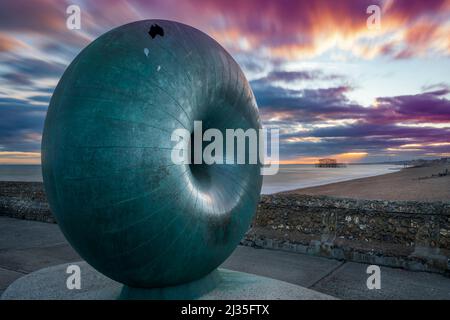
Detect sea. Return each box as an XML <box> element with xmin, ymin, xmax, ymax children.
<box><xmin>261</xmin><ymin>164</ymin><xmax>402</xmax><ymax>194</ymax></box>
<box><xmin>0</xmin><ymin>164</ymin><xmax>402</xmax><ymax>194</ymax></box>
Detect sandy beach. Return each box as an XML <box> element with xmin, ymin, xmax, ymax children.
<box><xmin>287</xmin><ymin>161</ymin><xmax>450</xmax><ymax>202</ymax></box>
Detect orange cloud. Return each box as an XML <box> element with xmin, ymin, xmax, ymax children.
<box><xmin>0</xmin><ymin>151</ymin><xmax>41</xmax><ymax>164</ymax></box>
<box><xmin>197</xmin><ymin>0</ymin><xmax>450</xmax><ymax>59</ymax></box>
<box><xmin>2</xmin><ymin>0</ymin><xmax>449</xmax><ymax>60</ymax></box>
<box><xmin>0</xmin><ymin>33</ymin><xmax>24</xmax><ymax>52</ymax></box>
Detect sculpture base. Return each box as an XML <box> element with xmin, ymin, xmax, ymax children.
<box><xmin>1</xmin><ymin>261</ymin><xmax>335</xmax><ymax>300</ymax></box>
<box><xmin>119</xmin><ymin>270</ymin><xmax>222</xmax><ymax>300</ymax></box>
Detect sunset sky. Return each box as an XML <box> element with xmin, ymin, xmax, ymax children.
<box><xmin>0</xmin><ymin>0</ymin><xmax>449</xmax><ymax>164</ymax></box>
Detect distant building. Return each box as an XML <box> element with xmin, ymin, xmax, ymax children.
<box><xmin>315</xmin><ymin>158</ymin><xmax>346</xmax><ymax>168</ymax></box>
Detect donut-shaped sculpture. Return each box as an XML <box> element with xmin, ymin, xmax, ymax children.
<box><xmin>41</xmin><ymin>20</ymin><xmax>262</xmax><ymax>288</ymax></box>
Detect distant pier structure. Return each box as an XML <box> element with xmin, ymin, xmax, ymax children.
<box><xmin>315</xmin><ymin>158</ymin><xmax>346</xmax><ymax>168</ymax></box>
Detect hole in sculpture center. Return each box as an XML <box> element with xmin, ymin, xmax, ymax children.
<box><xmin>189</xmin><ymin>132</ymin><xmax>211</xmax><ymax>187</ymax></box>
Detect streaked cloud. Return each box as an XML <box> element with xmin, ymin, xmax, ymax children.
<box><xmin>0</xmin><ymin>151</ymin><xmax>41</xmax><ymax>164</ymax></box>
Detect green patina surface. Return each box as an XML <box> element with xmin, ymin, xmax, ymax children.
<box><xmin>41</xmin><ymin>20</ymin><xmax>262</xmax><ymax>289</ymax></box>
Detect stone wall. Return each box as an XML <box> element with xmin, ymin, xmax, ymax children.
<box><xmin>242</xmin><ymin>194</ymin><xmax>450</xmax><ymax>275</ymax></box>
<box><xmin>0</xmin><ymin>181</ymin><xmax>55</xmax><ymax>223</ymax></box>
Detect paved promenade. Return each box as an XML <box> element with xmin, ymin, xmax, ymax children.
<box><xmin>1</xmin><ymin>216</ymin><xmax>449</xmax><ymax>299</ymax></box>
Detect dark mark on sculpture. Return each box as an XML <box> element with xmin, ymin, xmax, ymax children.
<box><xmin>149</xmin><ymin>24</ymin><xmax>164</xmax><ymax>38</ymax></box>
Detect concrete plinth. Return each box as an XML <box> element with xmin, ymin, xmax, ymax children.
<box><xmin>1</xmin><ymin>261</ymin><xmax>335</xmax><ymax>300</ymax></box>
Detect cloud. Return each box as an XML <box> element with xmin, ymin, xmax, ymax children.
<box><xmin>373</xmin><ymin>88</ymin><xmax>450</xmax><ymax>124</ymax></box>
<box><xmin>180</xmin><ymin>0</ymin><xmax>450</xmax><ymax>59</ymax></box>
<box><xmin>258</xmin><ymin>70</ymin><xmax>343</xmax><ymax>83</ymax></box>
<box><xmin>255</xmin><ymin>73</ymin><xmax>450</xmax><ymax>126</ymax></box>
<box><xmin>1</xmin><ymin>73</ymin><xmax>34</xmax><ymax>86</ymax></box>
<box><xmin>0</xmin><ymin>54</ymin><xmax>66</xmax><ymax>96</ymax></box>
<box><xmin>0</xmin><ymin>151</ymin><xmax>41</xmax><ymax>164</ymax></box>
<box><xmin>1</xmin><ymin>0</ymin><xmax>449</xmax><ymax>61</ymax></box>
<box><xmin>0</xmin><ymin>97</ymin><xmax>46</xmax><ymax>153</ymax></box>
<box><xmin>4</xmin><ymin>57</ymin><xmax>66</xmax><ymax>78</ymax></box>
<box><xmin>0</xmin><ymin>0</ymin><xmax>62</xmax><ymax>33</ymax></box>
<box><xmin>28</xmin><ymin>95</ymin><xmax>51</xmax><ymax>104</ymax></box>
<box><xmin>280</xmin><ymin>152</ymin><xmax>369</xmax><ymax>164</ymax></box>
<box><xmin>0</xmin><ymin>33</ymin><xmax>25</xmax><ymax>52</ymax></box>
<box><xmin>251</xmin><ymin>71</ymin><xmax>450</xmax><ymax>161</ymax></box>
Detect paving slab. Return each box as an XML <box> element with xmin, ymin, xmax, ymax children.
<box><xmin>0</xmin><ymin>217</ymin><xmax>66</xmax><ymax>250</ymax></box>
<box><xmin>0</xmin><ymin>217</ymin><xmax>80</xmax><ymax>273</ymax></box>
<box><xmin>222</xmin><ymin>246</ymin><xmax>343</xmax><ymax>288</ymax></box>
<box><xmin>0</xmin><ymin>243</ymin><xmax>80</xmax><ymax>273</ymax></box>
<box><xmin>311</xmin><ymin>262</ymin><xmax>450</xmax><ymax>300</ymax></box>
<box><xmin>0</xmin><ymin>267</ymin><xmax>24</xmax><ymax>291</ymax></box>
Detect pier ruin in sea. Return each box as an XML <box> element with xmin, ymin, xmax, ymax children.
<box><xmin>315</xmin><ymin>158</ymin><xmax>346</xmax><ymax>168</ymax></box>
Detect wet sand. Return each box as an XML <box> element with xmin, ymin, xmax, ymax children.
<box><xmin>286</xmin><ymin>162</ymin><xmax>450</xmax><ymax>202</ymax></box>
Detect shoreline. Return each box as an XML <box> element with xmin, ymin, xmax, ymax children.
<box><xmin>262</xmin><ymin>164</ymin><xmax>402</xmax><ymax>195</ymax></box>
<box><xmin>287</xmin><ymin>161</ymin><xmax>450</xmax><ymax>202</ymax></box>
